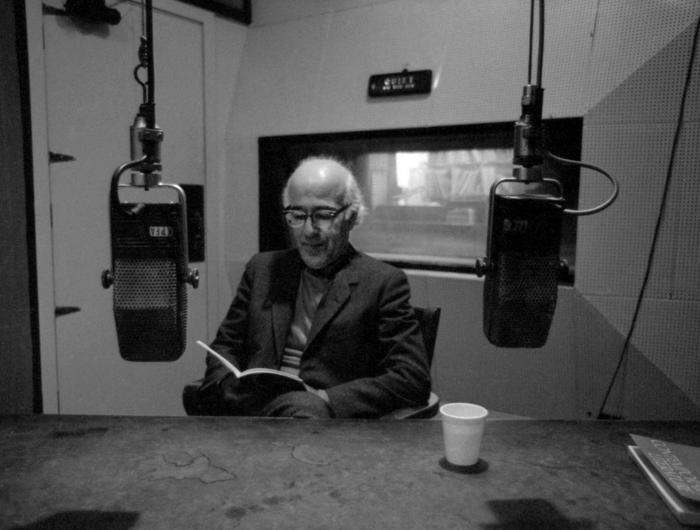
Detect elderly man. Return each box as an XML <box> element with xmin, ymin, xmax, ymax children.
<box><xmin>197</xmin><ymin>156</ymin><xmax>431</xmax><ymax>418</ymax></box>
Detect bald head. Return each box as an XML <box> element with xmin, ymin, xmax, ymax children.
<box><xmin>282</xmin><ymin>157</ymin><xmax>364</xmax><ymax>270</ymax></box>
<box><xmin>285</xmin><ymin>158</ymin><xmax>351</xmax><ymax>207</ymax></box>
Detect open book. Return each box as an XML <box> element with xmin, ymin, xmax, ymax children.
<box><xmin>627</xmin><ymin>433</ymin><xmax>700</xmax><ymax>525</ymax></box>
<box><xmin>196</xmin><ymin>340</ymin><xmax>308</xmax><ymax>395</ymax></box>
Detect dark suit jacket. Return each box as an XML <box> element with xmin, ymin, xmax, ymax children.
<box><xmin>202</xmin><ymin>247</ymin><xmax>431</xmax><ymax>418</ymax></box>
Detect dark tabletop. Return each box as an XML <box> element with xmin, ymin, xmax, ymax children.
<box><xmin>0</xmin><ymin>415</ymin><xmax>698</xmax><ymax>529</ymax></box>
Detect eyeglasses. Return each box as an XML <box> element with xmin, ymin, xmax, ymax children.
<box><xmin>283</xmin><ymin>204</ymin><xmax>350</xmax><ymax>229</ymax></box>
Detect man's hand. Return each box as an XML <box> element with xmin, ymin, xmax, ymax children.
<box><xmin>304</xmin><ymin>384</ymin><xmax>330</xmax><ymax>404</ymax></box>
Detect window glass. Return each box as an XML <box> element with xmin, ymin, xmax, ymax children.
<box><xmin>351</xmin><ymin>149</ymin><xmax>512</xmax><ymax>267</ymax></box>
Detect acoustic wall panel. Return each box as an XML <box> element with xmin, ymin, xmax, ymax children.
<box><xmin>629</xmin><ymin>299</ymin><xmax>700</xmax><ymax>406</ymax></box>
<box><xmin>573</xmin><ymin>292</ymin><xmax>629</xmax><ymax>418</ymax></box>
<box><xmin>622</xmin><ymin>349</ymin><xmax>700</xmax><ymax>420</ymax></box>
<box><xmin>575</xmin><ymin>2</ymin><xmax>700</xmax><ymax>415</ymax></box>
<box><xmin>585</xmin><ymin>295</ymin><xmax>700</xmax><ymax>410</ymax></box>
<box><xmin>578</xmin><ymin>16</ymin><xmax>700</xmax><ymax>300</ymax></box>
<box><xmin>576</xmin><ymin>121</ymin><xmax>677</xmax><ymax>299</ymax></box>
<box><xmin>671</xmin><ymin>122</ymin><xmax>700</xmax><ymax>300</ymax></box>
<box><xmin>585</xmin><ymin>22</ymin><xmax>700</xmax><ymax>126</ymax></box>
<box><xmin>581</xmin><ymin>0</ymin><xmax>700</xmax><ymax>113</ymax></box>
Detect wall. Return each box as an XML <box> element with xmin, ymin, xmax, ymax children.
<box><xmin>575</xmin><ymin>4</ymin><xmax>700</xmax><ymax>419</ymax></box>
<box><xmin>220</xmin><ymin>0</ymin><xmax>700</xmax><ymax>418</ymax></box>
<box><xmin>1</xmin><ymin>0</ymin><xmax>36</xmax><ymax>413</ymax></box>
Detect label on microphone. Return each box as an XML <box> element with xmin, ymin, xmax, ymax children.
<box><xmin>149</xmin><ymin>226</ymin><xmax>174</xmax><ymax>237</ymax></box>
<box><xmin>502</xmin><ymin>218</ymin><xmax>530</xmax><ymax>235</ymax></box>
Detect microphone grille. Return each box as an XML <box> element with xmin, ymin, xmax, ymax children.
<box><xmin>114</xmin><ymin>258</ymin><xmax>178</xmax><ymax>308</ymax></box>
<box><xmin>485</xmin><ymin>252</ymin><xmax>559</xmax><ymax>347</ymax></box>
<box><xmin>113</xmin><ymin>257</ymin><xmax>187</xmax><ymax>361</ymax></box>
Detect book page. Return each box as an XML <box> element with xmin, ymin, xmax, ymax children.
<box><xmin>196</xmin><ymin>341</ymin><xmax>241</xmax><ymax>377</ymax></box>
<box><xmin>237</xmin><ymin>371</ymin><xmax>307</xmax><ymax>395</ymax></box>
<box><xmin>196</xmin><ymin>340</ymin><xmax>306</xmax><ymax>389</ymax></box>
<box><xmin>240</xmin><ymin>367</ymin><xmax>304</xmax><ymax>383</ymax></box>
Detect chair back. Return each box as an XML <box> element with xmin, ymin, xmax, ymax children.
<box><xmin>413</xmin><ymin>306</ymin><xmax>441</xmax><ymax>366</ymax></box>
<box><xmin>382</xmin><ymin>305</ymin><xmax>441</xmax><ymax>419</ymax></box>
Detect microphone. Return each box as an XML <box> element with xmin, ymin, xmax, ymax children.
<box><xmin>475</xmin><ymin>0</ymin><xmax>617</xmax><ymax>348</ymax></box>
<box><xmin>476</xmin><ymin>84</ymin><xmax>567</xmax><ymax>348</ymax></box>
<box><xmin>101</xmin><ymin>1</ymin><xmax>198</xmax><ymax>361</ymax></box>
<box><xmin>476</xmin><ymin>184</ymin><xmax>565</xmax><ymax>348</ymax></box>
<box><xmin>101</xmin><ymin>112</ymin><xmax>199</xmax><ymax>361</ymax></box>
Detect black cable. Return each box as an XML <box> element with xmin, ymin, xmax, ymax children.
<box><xmin>543</xmin><ymin>151</ymin><xmax>618</xmax><ymax>215</ymax></box>
<box><xmin>528</xmin><ymin>0</ymin><xmax>534</xmax><ymax>83</ymax></box>
<box><xmin>144</xmin><ymin>0</ymin><xmax>155</xmax><ymax>126</ymax></box>
<box><xmin>597</xmin><ymin>13</ymin><xmax>700</xmax><ymax>420</ymax></box>
<box><xmin>536</xmin><ymin>0</ymin><xmax>544</xmax><ymax>87</ymax></box>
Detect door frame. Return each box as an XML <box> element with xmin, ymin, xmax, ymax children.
<box><xmin>25</xmin><ymin>0</ymin><xmax>222</xmax><ymax>413</ymax></box>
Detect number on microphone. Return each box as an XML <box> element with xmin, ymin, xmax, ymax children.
<box><xmin>149</xmin><ymin>226</ymin><xmax>174</xmax><ymax>237</ymax></box>
<box><xmin>503</xmin><ymin>218</ymin><xmax>529</xmax><ymax>234</ymax></box>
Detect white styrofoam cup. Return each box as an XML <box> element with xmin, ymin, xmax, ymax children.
<box><xmin>440</xmin><ymin>402</ymin><xmax>489</xmax><ymax>466</ymax></box>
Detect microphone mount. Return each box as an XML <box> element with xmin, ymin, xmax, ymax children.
<box><xmin>129</xmin><ymin>105</ymin><xmax>163</xmax><ymax>189</ymax></box>
<box><xmin>512</xmin><ymin>83</ymin><xmax>545</xmax><ymax>182</ymax></box>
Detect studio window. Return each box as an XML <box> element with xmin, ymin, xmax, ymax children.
<box><xmin>259</xmin><ymin>119</ymin><xmax>581</xmax><ymax>280</ymax></box>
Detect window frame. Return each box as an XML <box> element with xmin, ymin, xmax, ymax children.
<box><xmin>258</xmin><ymin>119</ymin><xmax>582</xmax><ymax>282</ymax></box>
<box><xmin>179</xmin><ymin>0</ymin><xmax>251</xmax><ymax>24</ymax></box>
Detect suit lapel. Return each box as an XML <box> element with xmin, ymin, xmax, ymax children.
<box><xmin>305</xmin><ymin>261</ymin><xmax>359</xmax><ymax>349</ymax></box>
<box><xmin>266</xmin><ymin>252</ymin><xmax>301</xmax><ymax>362</ymax></box>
